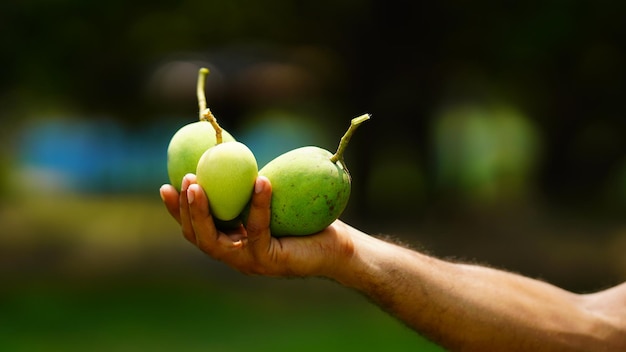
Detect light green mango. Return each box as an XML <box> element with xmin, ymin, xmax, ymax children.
<box><xmin>196</xmin><ymin>141</ymin><xmax>258</xmax><ymax>221</ymax></box>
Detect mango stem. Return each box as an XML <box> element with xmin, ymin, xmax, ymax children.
<box><xmin>197</xmin><ymin>68</ymin><xmax>209</xmax><ymax>121</ymax></box>
<box><xmin>202</xmin><ymin>108</ymin><xmax>223</xmax><ymax>144</ymax></box>
<box><xmin>330</xmin><ymin>114</ymin><xmax>370</xmax><ymax>163</ymax></box>
<box><xmin>197</xmin><ymin>67</ymin><xmax>223</xmax><ymax>144</ymax></box>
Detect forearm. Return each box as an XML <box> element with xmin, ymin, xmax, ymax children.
<box><xmin>331</xmin><ymin>228</ymin><xmax>617</xmax><ymax>351</ymax></box>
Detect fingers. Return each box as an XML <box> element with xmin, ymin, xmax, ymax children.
<box><xmin>160</xmin><ymin>184</ymin><xmax>181</xmax><ymax>224</ymax></box>
<box><xmin>187</xmin><ymin>183</ymin><xmax>241</xmax><ymax>255</ymax></box>
<box><xmin>186</xmin><ymin>183</ymin><xmax>216</xmax><ymax>243</ymax></box>
<box><xmin>244</xmin><ymin>176</ymin><xmax>273</xmax><ymax>253</ymax></box>
<box><xmin>179</xmin><ymin>174</ymin><xmax>198</xmax><ymax>244</ymax></box>
<box><xmin>173</xmin><ymin>174</ymin><xmax>275</xmax><ymax>273</ymax></box>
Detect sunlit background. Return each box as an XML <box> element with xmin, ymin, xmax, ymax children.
<box><xmin>1</xmin><ymin>1</ymin><xmax>625</xmax><ymax>351</ymax></box>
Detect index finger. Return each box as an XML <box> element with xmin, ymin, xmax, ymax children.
<box><xmin>160</xmin><ymin>184</ymin><xmax>181</xmax><ymax>224</ymax></box>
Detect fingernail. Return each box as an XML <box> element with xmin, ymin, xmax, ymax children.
<box><xmin>187</xmin><ymin>185</ymin><xmax>195</xmax><ymax>204</ymax></box>
<box><xmin>159</xmin><ymin>185</ymin><xmax>167</xmax><ymax>201</ymax></box>
<box><xmin>181</xmin><ymin>176</ymin><xmax>190</xmax><ymax>192</ymax></box>
<box><xmin>254</xmin><ymin>177</ymin><xmax>265</xmax><ymax>194</ymax></box>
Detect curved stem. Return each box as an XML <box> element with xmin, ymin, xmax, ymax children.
<box><xmin>330</xmin><ymin>114</ymin><xmax>370</xmax><ymax>163</ymax></box>
<box><xmin>203</xmin><ymin>108</ymin><xmax>223</xmax><ymax>144</ymax></box>
<box><xmin>197</xmin><ymin>68</ymin><xmax>210</xmax><ymax>121</ymax></box>
<box><xmin>197</xmin><ymin>67</ymin><xmax>223</xmax><ymax>144</ymax></box>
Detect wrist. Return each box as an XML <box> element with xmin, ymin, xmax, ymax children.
<box><xmin>325</xmin><ymin>223</ymin><xmax>398</xmax><ymax>289</ymax></box>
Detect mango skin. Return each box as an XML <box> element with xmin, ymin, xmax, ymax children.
<box><xmin>167</xmin><ymin>121</ymin><xmax>235</xmax><ymax>191</ymax></box>
<box><xmin>258</xmin><ymin>146</ymin><xmax>351</xmax><ymax>236</ymax></box>
<box><xmin>196</xmin><ymin>141</ymin><xmax>258</xmax><ymax>221</ymax></box>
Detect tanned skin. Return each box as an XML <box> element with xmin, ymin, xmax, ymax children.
<box><xmin>160</xmin><ymin>174</ymin><xmax>626</xmax><ymax>351</ymax></box>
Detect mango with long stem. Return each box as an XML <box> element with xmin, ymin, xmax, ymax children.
<box><xmin>257</xmin><ymin>114</ymin><xmax>369</xmax><ymax>236</ymax></box>
<box><xmin>166</xmin><ymin>68</ymin><xmax>235</xmax><ymax>191</ymax></box>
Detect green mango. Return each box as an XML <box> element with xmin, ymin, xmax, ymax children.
<box><xmin>253</xmin><ymin>114</ymin><xmax>369</xmax><ymax>236</ymax></box>
<box><xmin>167</xmin><ymin>121</ymin><xmax>235</xmax><ymax>191</ymax></box>
<box><xmin>259</xmin><ymin>146</ymin><xmax>351</xmax><ymax>236</ymax></box>
<box><xmin>196</xmin><ymin>141</ymin><xmax>258</xmax><ymax>222</ymax></box>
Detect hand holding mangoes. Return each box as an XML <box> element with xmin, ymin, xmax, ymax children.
<box><xmin>166</xmin><ymin>68</ymin><xmax>369</xmax><ymax>236</ymax></box>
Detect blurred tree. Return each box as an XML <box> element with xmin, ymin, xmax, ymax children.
<box><xmin>0</xmin><ymin>0</ymin><xmax>623</xmax><ymax>208</ymax></box>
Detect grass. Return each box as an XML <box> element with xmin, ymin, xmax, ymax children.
<box><xmin>1</xmin><ymin>277</ymin><xmax>443</xmax><ymax>352</ymax></box>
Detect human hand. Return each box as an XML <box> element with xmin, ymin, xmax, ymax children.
<box><xmin>159</xmin><ymin>174</ymin><xmax>356</xmax><ymax>278</ymax></box>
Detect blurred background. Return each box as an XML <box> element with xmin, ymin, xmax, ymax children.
<box><xmin>1</xmin><ymin>0</ymin><xmax>625</xmax><ymax>351</ymax></box>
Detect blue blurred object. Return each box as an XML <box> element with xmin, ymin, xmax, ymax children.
<box><xmin>16</xmin><ymin>117</ymin><xmax>176</xmax><ymax>194</ymax></box>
